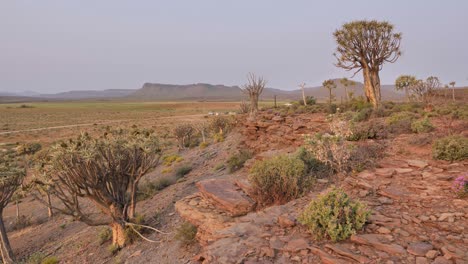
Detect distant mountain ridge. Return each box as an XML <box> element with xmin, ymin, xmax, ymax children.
<box><xmin>0</xmin><ymin>79</ymin><xmax>411</xmax><ymax>102</ymax></box>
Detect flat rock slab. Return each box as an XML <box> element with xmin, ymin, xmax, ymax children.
<box><xmin>351</xmin><ymin>234</ymin><xmax>406</xmax><ymax>255</ymax></box>
<box><xmin>197</xmin><ymin>179</ymin><xmax>256</xmax><ymax>217</ymax></box>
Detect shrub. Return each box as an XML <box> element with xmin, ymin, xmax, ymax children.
<box><xmin>227</xmin><ymin>150</ymin><xmax>253</xmax><ymax>173</ymax></box>
<box><xmin>175</xmin><ymin>165</ymin><xmax>192</xmax><ymax>179</ymax></box>
<box><xmin>411</xmin><ymin>117</ymin><xmax>434</xmax><ymax>133</ymax></box>
<box><xmin>346</xmin><ymin>97</ymin><xmax>372</xmax><ymax>111</ymax></box>
<box><xmin>299</xmin><ymin>187</ymin><xmax>370</xmax><ymax>242</ymax></box>
<box><xmin>452</xmin><ymin>173</ymin><xmax>467</xmax><ymax>198</ymax></box>
<box><xmin>26</xmin><ymin>252</ymin><xmax>46</xmax><ymax>264</ymax></box>
<box><xmin>108</xmin><ymin>244</ymin><xmax>120</xmax><ymax>255</ymax></box>
<box><xmin>295</xmin><ymin>147</ymin><xmax>332</xmax><ymax>178</ymax></box>
<box><xmin>305</xmin><ymin>133</ymin><xmax>351</xmax><ymax>173</ymax></box>
<box><xmin>13</xmin><ymin>215</ymin><xmax>32</xmax><ymax>230</ymax></box>
<box><xmin>125</xmin><ymin>214</ymin><xmax>146</xmax><ymax>244</ymax></box>
<box><xmin>352</xmin><ymin>108</ymin><xmax>373</xmax><ymax>122</ymax></box>
<box><xmin>41</xmin><ymin>257</ymin><xmax>59</xmax><ymax>264</ymax></box>
<box><xmin>162</xmin><ymin>154</ymin><xmax>183</xmax><ymax>166</ymax></box>
<box><xmin>408</xmin><ymin>134</ymin><xmax>433</xmax><ymax>146</ymax></box>
<box><xmin>347</xmin><ymin>143</ymin><xmax>386</xmax><ymax>172</ymax></box>
<box><xmin>386</xmin><ymin>111</ymin><xmax>418</xmax><ymax>133</ymax></box>
<box><xmin>137</xmin><ymin>178</ymin><xmax>173</xmax><ymax>201</ymax></box>
<box><xmin>213</xmin><ymin>132</ymin><xmax>224</xmax><ymax>143</ymax></box>
<box><xmin>433</xmin><ymin>135</ymin><xmax>468</xmax><ymax>161</ymax></box>
<box><xmin>98</xmin><ymin>227</ymin><xmax>112</xmax><ymax>245</ymax></box>
<box><xmin>175</xmin><ymin>222</ymin><xmax>197</xmax><ymax>245</ymax></box>
<box><xmin>348</xmin><ymin>120</ymin><xmax>387</xmax><ymax>141</ymax></box>
<box><xmin>213</xmin><ymin>163</ymin><xmax>225</xmax><ymax>171</ymax></box>
<box><xmin>199</xmin><ymin>142</ymin><xmax>209</xmax><ymax>149</ymax></box>
<box><xmin>249</xmin><ymin>155</ymin><xmax>310</xmax><ymax>205</ymax></box>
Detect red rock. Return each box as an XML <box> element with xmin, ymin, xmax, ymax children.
<box><xmin>325</xmin><ymin>244</ymin><xmax>371</xmax><ymax>263</ymax></box>
<box><xmin>407</xmin><ymin>242</ymin><xmax>434</xmax><ymax>256</ymax></box>
<box><xmin>350</xmin><ymin>234</ymin><xmax>406</xmax><ymax>255</ymax></box>
<box><xmin>283</xmin><ymin>238</ymin><xmax>309</xmax><ymax>252</ymax></box>
<box><xmin>197</xmin><ymin>179</ymin><xmax>256</xmax><ymax>216</ymax></box>
<box><xmin>309</xmin><ymin>247</ymin><xmax>350</xmax><ymax>264</ymax></box>
<box><xmin>277</xmin><ymin>214</ymin><xmax>296</xmax><ymax>228</ymax></box>
<box><xmin>407</xmin><ymin>159</ymin><xmax>429</xmax><ymax>168</ymax></box>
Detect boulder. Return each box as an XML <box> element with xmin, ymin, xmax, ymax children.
<box><xmin>197</xmin><ymin>179</ymin><xmax>256</xmax><ymax>216</ymax></box>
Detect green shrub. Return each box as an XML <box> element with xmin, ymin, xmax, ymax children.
<box><xmin>175</xmin><ymin>165</ymin><xmax>192</xmax><ymax>179</ymax></box>
<box><xmin>199</xmin><ymin>142</ymin><xmax>209</xmax><ymax>149</ymax></box>
<box><xmin>299</xmin><ymin>187</ymin><xmax>370</xmax><ymax>242</ymax></box>
<box><xmin>249</xmin><ymin>155</ymin><xmax>310</xmax><ymax>205</ymax></box>
<box><xmin>162</xmin><ymin>154</ymin><xmax>183</xmax><ymax>166</ymax></box>
<box><xmin>98</xmin><ymin>227</ymin><xmax>112</xmax><ymax>245</ymax></box>
<box><xmin>227</xmin><ymin>150</ymin><xmax>253</xmax><ymax>173</ymax></box>
<box><xmin>41</xmin><ymin>256</ymin><xmax>59</xmax><ymax>264</ymax></box>
<box><xmin>348</xmin><ymin>120</ymin><xmax>388</xmax><ymax>141</ymax></box>
<box><xmin>411</xmin><ymin>117</ymin><xmax>434</xmax><ymax>133</ymax></box>
<box><xmin>175</xmin><ymin>222</ymin><xmax>197</xmax><ymax>245</ymax></box>
<box><xmin>137</xmin><ymin>177</ymin><xmax>173</xmax><ymax>201</ymax></box>
<box><xmin>346</xmin><ymin>97</ymin><xmax>372</xmax><ymax>111</ymax></box>
<box><xmin>26</xmin><ymin>252</ymin><xmax>46</xmax><ymax>264</ymax></box>
<box><xmin>433</xmin><ymin>136</ymin><xmax>468</xmax><ymax>162</ymax></box>
<box><xmin>386</xmin><ymin>111</ymin><xmax>418</xmax><ymax>133</ymax></box>
<box><xmin>352</xmin><ymin>108</ymin><xmax>373</xmax><ymax>122</ymax></box>
<box><xmin>295</xmin><ymin>147</ymin><xmax>332</xmax><ymax>178</ymax></box>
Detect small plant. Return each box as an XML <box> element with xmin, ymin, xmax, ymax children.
<box><xmin>162</xmin><ymin>154</ymin><xmax>183</xmax><ymax>166</ymax></box>
<box><xmin>175</xmin><ymin>165</ymin><xmax>192</xmax><ymax>179</ymax></box>
<box><xmin>452</xmin><ymin>173</ymin><xmax>467</xmax><ymax>198</ymax></box>
<box><xmin>175</xmin><ymin>222</ymin><xmax>197</xmax><ymax>245</ymax></box>
<box><xmin>108</xmin><ymin>244</ymin><xmax>120</xmax><ymax>255</ymax></box>
<box><xmin>161</xmin><ymin>168</ymin><xmax>172</xmax><ymax>174</ymax></box>
<box><xmin>213</xmin><ymin>163</ymin><xmax>225</xmax><ymax>171</ymax></box>
<box><xmin>212</xmin><ymin>132</ymin><xmax>224</xmax><ymax>143</ymax></box>
<box><xmin>386</xmin><ymin>111</ymin><xmax>418</xmax><ymax>133</ymax></box>
<box><xmin>59</xmin><ymin>224</ymin><xmax>66</xmax><ymax>229</ymax></box>
<box><xmin>411</xmin><ymin>117</ymin><xmax>434</xmax><ymax>133</ymax></box>
<box><xmin>249</xmin><ymin>155</ymin><xmax>311</xmax><ymax>205</ymax></box>
<box><xmin>13</xmin><ymin>215</ymin><xmax>32</xmax><ymax>230</ymax></box>
<box><xmin>295</xmin><ymin>147</ymin><xmax>332</xmax><ymax>178</ymax></box>
<box><xmin>137</xmin><ymin>177</ymin><xmax>173</xmax><ymax>201</ymax></box>
<box><xmin>432</xmin><ymin>135</ymin><xmax>468</xmax><ymax>162</ymax></box>
<box><xmin>299</xmin><ymin>187</ymin><xmax>370</xmax><ymax>242</ymax></box>
<box><xmin>199</xmin><ymin>142</ymin><xmax>209</xmax><ymax>149</ymax></box>
<box><xmin>98</xmin><ymin>228</ymin><xmax>112</xmax><ymax>245</ymax></box>
<box><xmin>226</xmin><ymin>150</ymin><xmax>253</xmax><ymax>173</ymax></box>
<box><xmin>41</xmin><ymin>256</ymin><xmax>59</xmax><ymax>264</ymax></box>
<box><xmin>352</xmin><ymin>108</ymin><xmax>373</xmax><ymax>122</ymax></box>
<box><xmin>25</xmin><ymin>252</ymin><xmax>46</xmax><ymax>264</ymax></box>
<box><xmin>305</xmin><ymin>133</ymin><xmax>351</xmax><ymax>173</ymax></box>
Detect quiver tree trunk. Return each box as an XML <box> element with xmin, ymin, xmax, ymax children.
<box><xmin>46</xmin><ymin>192</ymin><xmax>53</xmax><ymax>218</ymax></box>
<box><xmin>0</xmin><ymin>212</ymin><xmax>15</xmax><ymax>264</ymax></box>
<box><xmin>110</xmin><ymin>204</ymin><xmax>128</xmax><ymax>248</ymax></box>
<box><xmin>250</xmin><ymin>93</ymin><xmax>259</xmax><ymax>117</ymax></box>
<box><xmin>363</xmin><ymin>67</ymin><xmax>381</xmax><ymax>108</ymax></box>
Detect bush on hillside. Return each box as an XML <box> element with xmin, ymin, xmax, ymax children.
<box><xmin>226</xmin><ymin>150</ymin><xmax>253</xmax><ymax>173</ymax></box>
<box><xmin>299</xmin><ymin>187</ymin><xmax>370</xmax><ymax>242</ymax></box>
<box><xmin>411</xmin><ymin>117</ymin><xmax>434</xmax><ymax>133</ymax></box>
<box><xmin>249</xmin><ymin>155</ymin><xmax>311</xmax><ymax>205</ymax></box>
<box><xmin>432</xmin><ymin>135</ymin><xmax>468</xmax><ymax>162</ymax></box>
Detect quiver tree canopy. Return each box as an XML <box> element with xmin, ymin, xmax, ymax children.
<box><xmin>334</xmin><ymin>20</ymin><xmax>402</xmax><ymax>108</ymax></box>
<box><xmin>36</xmin><ymin>128</ymin><xmax>161</xmax><ymax>247</ymax></box>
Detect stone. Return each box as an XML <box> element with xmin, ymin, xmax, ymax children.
<box><xmin>324</xmin><ymin>244</ymin><xmax>371</xmax><ymax>263</ymax></box>
<box><xmin>277</xmin><ymin>214</ymin><xmax>296</xmax><ymax>228</ymax></box>
<box><xmin>415</xmin><ymin>257</ymin><xmax>429</xmax><ymax>264</ymax></box>
<box><xmin>431</xmin><ymin>256</ymin><xmax>452</xmax><ymax>264</ymax></box>
<box><xmin>357</xmin><ymin>171</ymin><xmax>376</xmax><ymax>180</ymax></box>
<box><xmin>196</xmin><ymin>179</ymin><xmax>256</xmax><ymax>216</ymax></box>
<box><xmin>283</xmin><ymin>238</ymin><xmax>309</xmax><ymax>252</ymax></box>
<box><xmin>438</xmin><ymin>213</ymin><xmax>453</xmax><ymax>222</ymax></box>
<box><xmin>395</xmin><ymin>168</ymin><xmax>413</xmax><ymax>173</ymax></box>
<box><xmin>309</xmin><ymin>247</ymin><xmax>350</xmax><ymax>264</ymax></box>
<box><xmin>378</xmin><ymin>197</ymin><xmax>394</xmax><ymax>205</ymax></box>
<box><xmin>260</xmin><ymin>247</ymin><xmax>275</xmax><ymax>258</ymax></box>
<box><xmin>375</xmin><ymin>168</ymin><xmax>396</xmax><ymax>177</ymax></box>
<box><xmin>350</xmin><ymin>234</ymin><xmax>406</xmax><ymax>255</ymax></box>
<box><xmin>426</xmin><ymin>250</ymin><xmax>438</xmax><ymax>259</ymax></box>
<box><xmin>377</xmin><ymin>227</ymin><xmax>392</xmax><ymax>234</ymax></box>
<box><xmin>359</xmin><ymin>190</ymin><xmax>370</xmax><ymax>197</ymax></box>
<box><xmin>407</xmin><ymin>242</ymin><xmax>434</xmax><ymax>256</ymax></box>
<box><xmin>407</xmin><ymin>160</ymin><xmax>429</xmax><ymax>168</ymax></box>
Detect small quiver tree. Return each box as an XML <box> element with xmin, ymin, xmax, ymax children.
<box><xmin>0</xmin><ymin>149</ymin><xmax>26</xmax><ymax>263</ymax></box>
<box><xmin>395</xmin><ymin>75</ymin><xmax>417</xmax><ymax>102</ymax></box>
<box><xmin>241</xmin><ymin>73</ymin><xmax>266</xmax><ymax>118</ymax></box>
<box><xmin>323</xmin><ymin>79</ymin><xmax>337</xmax><ymax>106</ymax></box>
<box><xmin>36</xmin><ymin>128</ymin><xmax>161</xmax><ymax>248</ymax></box>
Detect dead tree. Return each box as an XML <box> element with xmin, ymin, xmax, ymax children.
<box><xmin>0</xmin><ymin>149</ymin><xmax>26</xmax><ymax>263</ymax></box>
<box><xmin>411</xmin><ymin>76</ymin><xmax>441</xmax><ymax>106</ymax></box>
<box><xmin>241</xmin><ymin>73</ymin><xmax>266</xmax><ymax>117</ymax></box>
<box><xmin>36</xmin><ymin>129</ymin><xmax>161</xmax><ymax>248</ymax></box>
<box><xmin>322</xmin><ymin>79</ymin><xmax>337</xmax><ymax>106</ymax></box>
<box><xmin>395</xmin><ymin>75</ymin><xmax>418</xmax><ymax>102</ymax></box>
<box><xmin>334</xmin><ymin>20</ymin><xmax>402</xmax><ymax>108</ymax></box>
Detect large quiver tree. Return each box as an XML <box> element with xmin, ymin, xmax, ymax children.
<box><xmin>37</xmin><ymin>128</ymin><xmax>161</xmax><ymax>248</ymax></box>
<box><xmin>241</xmin><ymin>73</ymin><xmax>266</xmax><ymax>118</ymax></box>
<box><xmin>334</xmin><ymin>20</ymin><xmax>402</xmax><ymax>108</ymax></box>
<box><xmin>0</xmin><ymin>149</ymin><xmax>26</xmax><ymax>263</ymax></box>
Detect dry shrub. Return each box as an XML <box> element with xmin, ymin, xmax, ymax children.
<box><xmin>347</xmin><ymin>142</ymin><xmax>386</xmax><ymax>172</ymax></box>
<box><xmin>174</xmin><ymin>124</ymin><xmax>195</xmax><ymax>149</ymax></box>
<box><xmin>175</xmin><ymin>222</ymin><xmax>197</xmax><ymax>245</ymax></box>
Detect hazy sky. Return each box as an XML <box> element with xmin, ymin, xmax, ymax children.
<box><xmin>1</xmin><ymin>0</ymin><xmax>467</xmax><ymax>93</ymax></box>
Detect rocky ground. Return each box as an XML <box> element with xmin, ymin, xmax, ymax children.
<box><xmin>4</xmin><ymin>110</ymin><xmax>468</xmax><ymax>264</ymax></box>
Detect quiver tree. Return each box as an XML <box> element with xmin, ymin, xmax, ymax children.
<box><xmin>36</xmin><ymin>128</ymin><xmax>161</xmax><ymax>248</ymax></box>
<box><xmin>299</xmin><ymin>83</ymin><xmax>307</xmax><ymax>106</ymax></box>
<box><xmin>395</xmin><ymin>75</ymin><xmax>417</xmax><ymax>102</ymax></box>
<box><xmin>0</xmin><ymin>149</ymin><xmax>26</xmax><ymax>263</ymax></box>
<box><xmin>173</xmin><ymin>123</ymin><xmax>195</xmax><ymax>149</ymax></box>
<box><xmin>334</xmin><ymin>20</ymin><xmax>402</xmax><ymax>108</ymax></box>
<box><xmin>411</xmin><ymin>76</ymin><xmax>441</xmax><ymax>105</ymax></box>
<box><xmin>323</xmin><ymin>79</ymin><xmax>337</xmax><ymax>105</ymax></box>
<box><xmin>241</xmin><ymin>73</ymin><xmax>266</xmax><ymax>117</ymax></box>
<box><xmin>449</xmin><ymin>81</ymin><xmax>456</xmax><ymax>101</ymax></box>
